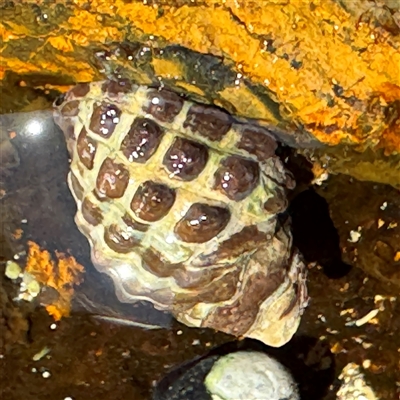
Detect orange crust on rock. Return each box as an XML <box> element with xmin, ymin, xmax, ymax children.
<box><xmin>25</xmin><ymin>241</ymin><xmax>85</xmax><ymax>320</ymax></box>
<box><xmin>1</xmin><ymin>1</ymin><xmax>399</xmax><ymax>150</ymax></box>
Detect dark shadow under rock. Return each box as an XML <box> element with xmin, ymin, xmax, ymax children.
<box><xmin>289</xmin><ymin>188</ymin><xmax>352</xmax><ymax>279</ymax></box>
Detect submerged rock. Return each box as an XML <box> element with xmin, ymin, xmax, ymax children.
<box><xmin>153</xmin><ymin>350</ymin><xmax>299</xmax><ymax>400</ymax></box>
<box><xmin>204</xmin><ymin>351</ymin><xmax>299</xmax><ymax>400</ymax></box>
<box><xmin>337</xmin><ymin>363</ymin><xmax>378</xmax><ymax>400</ymax></box>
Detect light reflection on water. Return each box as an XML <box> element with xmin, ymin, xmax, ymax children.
<box><xmin>0</xmin><ymin>109</ymin><xmax>173</xmax><ymax>330</ymax></box>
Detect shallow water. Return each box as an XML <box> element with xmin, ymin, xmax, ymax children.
<box><xmin>0</xmin><ymin>88</ymin><xmax>399</xmax><ymax>400</ymax></box>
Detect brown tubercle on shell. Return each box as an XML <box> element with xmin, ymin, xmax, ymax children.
<box><xmin>213</xmin><ymin>156</ymin><xmax>260</xmax><ymax>201</ymax></box>
<box><xmin>104</xmin><ymin>224</ymin><xmax>140</xmax><ymax>253</ymax></box>
<box><xmin>81</xmin><ymin>197</ymin><xmax>103</xmax><ymax>226</ymax></box>
<box><xmin>90</xmin><ymin>102</ymin><xmax>121</xmax><ymax>138</ymax></box>
<box><xmin>163</xmin><ymin>138</ymin><xmax>209</xmax><ymax>181</ymax></box>
<box><xmin>95</xmin><ymin>158</ymin><xmax>129</xmax><ymax>199</ymax></box>
<box><xmin>238</xmin><ymin>125</ymin><xmax>278</xmax><ymax>160</ymax></box>
<box><xmin>121</xmin><ymin>117</ymin><xmax>164</xmax><ymax>163</ymax></box>
<box><xmin>183</xmin><ymin>104</ymin><xmax>233</xmax><ymax>141</ymax></box>
<box><xmin>174</xmin><ymin>203</ymin><xmax>231</xmax><ymax>243</ymax></box>
<box><xmin>144</xmin><ymin>89</ymin><xmax>184</xmax><ymax>123</ymax></box>
<box><xmin>77</xmin><ymin>128</ymin><xmax>97</xmax><ymax>170</ymax></box>
<box><xmin>130</xmin><ymin>181</ymin><xmax>176</xmax><ymax>222</ymax></box>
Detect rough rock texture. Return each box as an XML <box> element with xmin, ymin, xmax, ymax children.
<box><xmin>316</xmin><ymin>174</ymin><xmax>400</xmax><ymax>290</ymax></box>
<box><xmin>1</xmin><ymin>0</ymin><xmax>400</xmax><ymax>187</ymax></box>
<box><xmin>204</xmin><ymin>351</ymin><xmax>299</xmax><ymax>400</ymax></box>
<box><xmin>336</xmin><ymin>363</ymin><xmax>378</xmax><ymax>400</ymax></box>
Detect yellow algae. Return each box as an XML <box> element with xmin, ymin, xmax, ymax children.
<box><xmin>0</xmin><ymin>0</ymin><xmax>399</xmax><ymax>154</ymax></box>
<box><xmin>218</xmin><ymin>85</ymin><xmax>279</xmax><ymax>122</ymax></box>
<box><xmin>47</xmin><ymin>36</ymin><xmax>75</xmax><ymax>53</ymax></box>
<box><xmin>53</xmin><ymin>8</ymin><xmax>126</xmax><ymax>47</ymax></box>
<box><xmin>176</xmin><ymin>82</ymin><xmax>206</xmax><ymax>97</ymax></box>
<box><xmin>152</xmin><ymin>58</ymin><xmax>186</xmax><ymax>81</ymax></box>
<box><xmin>0</xmin><ymin>20</ymin><xmax>34</xmax><ymax>37</ymax></box>
<box><xmin>0</xmin><ymin>23</ymin><xmax>23</xmax><ymax>42</ymax></box>
<box><xmin>1</xmin><ymin>58</ymin><xmax>44</xmax><ymax>76</ymax></box>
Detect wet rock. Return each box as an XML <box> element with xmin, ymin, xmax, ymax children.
<box><xmin>337</xmin><ymin>363</ymin><xmax>378</xmax><ymax>400</ymax></box>
<box><xmin>153</xmin><ymin>350</ymin><xmax>299</xmax><ymax>400</ymax></box>
<box><xmin>1</xmin><ymin>1</ymin><xmax>400</xmax><ymax>188</ymax></box>
<box><xmin>315</xmin><ymin>174</ymin><xmax>400</xmax><ymax>289</ymax></box>
<box><xmin>0</xmin><ymin>267</ymin><xmax>30</xmax><ymax>352</ymax></box>
<box><xmin>204</xmin><ymin>351</ymin><xmax>299</xmax><ymax>400</ymax></box>
<box><xmin>0</xmin><ymin>138</ymin><xmax>20</xmax><ymax>170</ymax></box>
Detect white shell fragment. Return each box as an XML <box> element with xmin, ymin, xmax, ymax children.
<box><xmin>32</xmin><ymin>346</ymin><xmax>51</xmax><ymax>361</ymax></box>
<box><xmin>204</xmin><ymin>351</ymin><xmax>299</xmax><ymax>400</ymax></box>
<box><xmin>5</xmin><ymin>260</ymin><xmax>21</xmax><ymax>280</ymax></box>
<box><xmin>8</xmin><ymin>269</ymin><xmax>42</xmax><ymax>303</ymax></box>
<box><xmin>348</xmin><ymin>228</ymin><xmax>362</xmax><ymax>243</ymax></box>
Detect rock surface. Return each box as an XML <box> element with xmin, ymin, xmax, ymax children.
<box><xmin>337</xmin><ymin>363</ymin><xmax>378</xmax><ymax>400</ymax></box>
<box><xmin>204</xmin><ymin>351</ymin><xmax>299</xmax><ymax>400</ymax></box>
<box><xmin>1</xmin><ymin>0</ymin><xmax>400</xmax><ymax>187</ymax></box>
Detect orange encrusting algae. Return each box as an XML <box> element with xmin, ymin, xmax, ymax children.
<box><xmin>1</xmin><ymin>0</ymin><xmax>399</xmax><ymax>153</ymax></box>
<box><xmin>25</xmin><ymin>241</ymin><xmax>85</xmax><ymax>321</ymax></box>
